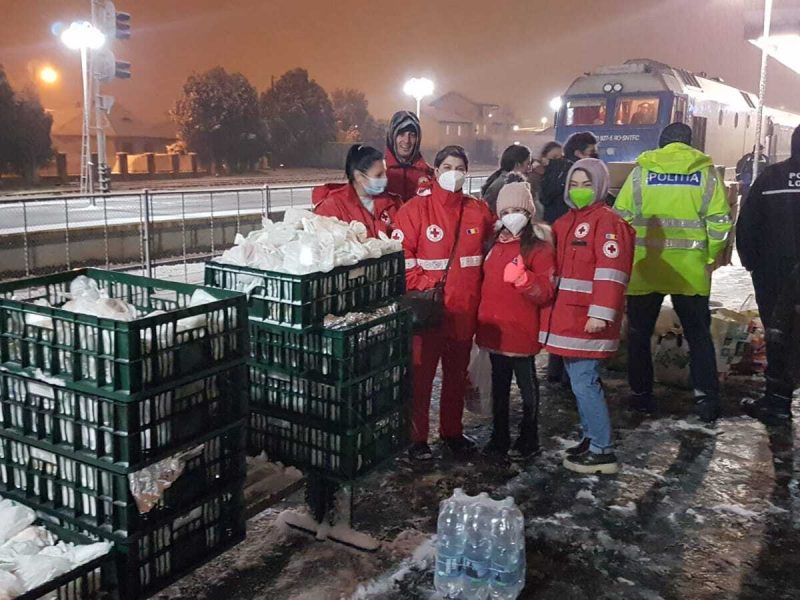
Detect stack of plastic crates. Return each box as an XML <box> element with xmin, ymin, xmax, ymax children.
<box><xmin>205</xmin><ymin>253</ymin><xmax>412</xmax><ymax>489</ymax></box>
<box><xmin>0</xmin><ymin>268</ymin><xmax>249</xmax><ymax>599</ymax></box>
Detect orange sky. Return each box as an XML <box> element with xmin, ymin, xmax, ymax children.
<box><xmin>1</xmin><ymin>0</ymin><xmax>799</xmax><ymax>127</ymax></box>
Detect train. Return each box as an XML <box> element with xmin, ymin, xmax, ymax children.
<box><xmin>553</xmin><ymin>58</ymin><xmax>800</xmax><ymax>169</ymax></box>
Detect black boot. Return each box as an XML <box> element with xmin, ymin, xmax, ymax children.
<box><xmin>695</xmin><ymin>395</ymin><xmax>721</xmax><ymax>423</ymax></box>
<box><xmin>510</xmin><ymin>369</ymin><xmax>540</xmax><ymax>461</ymax></box>
<box><xmin>742</xmin><ymin>393</ymin><xmax>792</xmax><ymax>426</ymax></box>
<box><xmin>629</xmin><ymin>392</ymin><xmax>657</xmax><ymax>415</ymax></box>
<box><xmin>488</xmin><ymin>384</ymin><xmax>511</xmax><ymax>456</ymax></box>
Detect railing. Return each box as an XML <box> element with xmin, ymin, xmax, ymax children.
<box><xmin>0</xmin><ymin>176</ymin><xmax>488</xmax><ymax>282</ymax></box>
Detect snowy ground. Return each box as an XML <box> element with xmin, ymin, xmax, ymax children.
<box><xmin>153</xmin><ymin>264</ymin><xmax>800</xmax><ymax>600</ymax></box>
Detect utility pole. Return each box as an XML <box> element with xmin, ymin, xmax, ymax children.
<box><xmin>752</xmin><ymin>0</ymin><xmax>773</xmax><ymax>183</ymax></box>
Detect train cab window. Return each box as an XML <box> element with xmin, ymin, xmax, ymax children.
<box><xmin>614</xmin><ymin>97</ymin><xmax>660</xmax><ymax>125</ymax></box>
<box><xmin>718</xmin><ymin>110</ymin><xmax>724</xmax><ymax>126</ymax></box>
<box><xmin>565</xmin><ymin>98</ymin><xmax>607</xmax><ymax>126</ymax></box>
<box><xmin>734</xmin><ymin>113</ymin><xmax>739</xmax><ymax>128</ymax></box>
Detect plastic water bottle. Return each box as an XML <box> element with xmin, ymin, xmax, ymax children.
<box><xmin>488</xmin><ymin>506</ymin><xmax>526</xmax><ymax>599</ymax></box>
<box><xmin>462</xmin><ymin>500</ymin><xmax>493</xmax><ymax>600</ymax></box>
<box><xmin>434</xmin><ymin>496</ymin><xmax>466</xmax><ymax>598</ymax></box>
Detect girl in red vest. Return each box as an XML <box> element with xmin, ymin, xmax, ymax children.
<box><xmin>476</xmin><ymin>181</ymin><xmax>556</xmax><ymax>460</ymax></box>
<box><xmin>539</xmin><ymin>158</ymin><xmax>635</xmax><ymax>475</ymax></box>
<box><xmin>313</xmin><ymin>144</ymin><xmax>401</xmax><ymax>237</ymax></box>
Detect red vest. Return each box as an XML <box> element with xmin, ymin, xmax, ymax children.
<box><xmin>312</xmin><ymin>183</ymin><xmax>401</xmax><ymax>238</ymax></box>
<box><xmin>540</xmin><ymin>203</ymin><xmax>635</xmax><ymax>359</ymax></box>
<box><xmin>476</xmin><ymin>237</ymin><xmax>556</xmax><ymax>355</ymax></box>
<box><xmin>384</xmin><ymin>150</ymin><xmax>433</xmax><ymax>202</ymax></box>
<box><xmin>393</xmin><ymin>183</ymin><xmax>495</xmax><ymax>341</ymax></box>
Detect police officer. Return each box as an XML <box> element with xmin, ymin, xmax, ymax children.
<box><xmin>737</xmin><ymin>125</ymin><xmax>800</xmax><ymax>424</ymax></box>
<box><xmin>615</xmin><ymin>123</ymin><xmax>732</xmax><ymax>422</ymax></box>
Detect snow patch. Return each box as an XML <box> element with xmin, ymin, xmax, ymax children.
<box><xmin>576</xmin><ymin>489</ymin><xmax>597</xmax><ymax>503</ymax></box>
<box><xmin>617</xmin><ymin>577</ymin><xmax>636</xmax><ymax>586</ymax></box>
<box><xmin>609</xmin><ymin>502</ymin><xmax>638</xmax><ymax>517</ymax></box>
<box><xmin>348</xmin><ymin>537</ymin><xmax>435</xmax><ymax>599</ymax></box>
<box><xmin>712</xmin><ymin>504</ymin><xmax>760</xmax><ymax>519</ymax></box>
<box><xmin>686</xmin><ymin>508</ymin><xmax>706</xmax><ymax>524</ymax></box>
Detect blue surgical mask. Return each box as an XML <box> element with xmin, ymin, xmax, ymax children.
<box><xmin>362</xmin><ymin>175</ymin><xmax>388</xmax><ymax>196</ymax></box>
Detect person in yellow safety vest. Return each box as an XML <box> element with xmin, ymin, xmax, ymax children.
<box><xmin>614</xmin><ymin>122</ymin><xmax>732</xmax><ymax>423</ymax></box>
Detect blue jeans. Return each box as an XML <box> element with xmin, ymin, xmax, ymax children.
<box><xmin>563</xmin><ymin>358</ymin><xmax>613</xmax><ymax>454</ymax></box>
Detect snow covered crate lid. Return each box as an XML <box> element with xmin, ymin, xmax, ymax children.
<box><xmin>0</xmin><ymin>268</ymin><xmax>249</xmax><ymax>399</ymax></box>
<box><xmin>204</xmin><ymin>252</ymin><xmax>405</xmax><ymax>330</ymax></box>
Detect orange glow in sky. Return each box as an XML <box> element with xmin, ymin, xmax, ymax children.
<box><xmin>39</xmin><ymin>65</ymin><xmax>59</xmax><ymax>85</ymax></box>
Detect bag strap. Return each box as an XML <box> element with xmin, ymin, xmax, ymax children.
<box><xmin>440</xmin><ymin>201</ymin><xmax>466</xmax><ymax>288</ymax></box>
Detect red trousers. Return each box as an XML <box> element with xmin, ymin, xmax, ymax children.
<box><xmin>412</xmin><ymin>329</ymin><xmax>472</xmax><ymax>444</ymax></box>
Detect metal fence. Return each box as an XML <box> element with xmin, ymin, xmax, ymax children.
<box><xmin>0</xmin><ymin>175</ymin><xmax>488</xmax><ymax>283</ymax></box>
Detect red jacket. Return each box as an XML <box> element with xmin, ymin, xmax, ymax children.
<box><xmin>540</xmin><ymin>202</ymin><xmax>635</xmax><ymax>359</ymax></box>
<box><xmin>476</xmin><ymin>236</ymin><xmax>556</xmax><ymax>355</ymax></box>
<box><xmin>393</xmin><ymin>182</ymin><xmax>496</xmax><ymax>341</ymax></box>
<box><xmin>384</xmin><ymin>150</ymin><xmax>433</xmax><ymax>202</ymax></box>
<box><xmin>312</xmin><ymin>183</ymin><xmax>401</xmax><ymax>238</ymax></box>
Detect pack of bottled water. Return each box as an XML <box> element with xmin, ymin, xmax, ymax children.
<box><xmin>434</xmin><ymin>489</ymin><xmax>526</xmax><ymax>599</ymax></box>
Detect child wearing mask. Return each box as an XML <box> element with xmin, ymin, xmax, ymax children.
<box><xmin>476</xmin><ymin>182</ymin><xmax>556</xmax><ymax>460</ymax></box>
<box><xmin>540</xmin><ymin>159</ymin><xmax>634</xmax><ymax>474</ymax></box>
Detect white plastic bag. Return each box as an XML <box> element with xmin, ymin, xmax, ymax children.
<box><xmin>652</xmin><ymin>333</ymin><xmax>692</xmax><ymax>389</ymax></box>
<box><xmin>0</xmin><ymin>570</ymin><xmax>23</xmax><ymax>600</ymax></box>
<box><xmin>465</xmin><ymin>346</ymin><xmax>493</xmax><ymax>416</ymax></box>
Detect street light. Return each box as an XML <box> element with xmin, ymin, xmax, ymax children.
<box><xmin>549</xmin><ymin>96</ymin><xmax>563</xmax><ymax>129</ymax></box>
<box><xmin>403</xmin><ymin>77</ymin><xmax>435</xmax><ymax>116</ymax></box>
<box><xmin>38</xmin><ymin>66</ymin><xmax>59</xmax><ymax>85</ymax></box>
<box><xmin>540</xmin><ymin>117</ymin><xmax>548</xmax><ymax>126</ymax></box>
<box><xmin>60</xmin><ymin>21</ymin><xmax>105</xmax><ymax>196</ymax></box>
<box><xmin>750</xmin><ymin>0</ymin><xmax>773</xmax><ymax>182</ymax></box>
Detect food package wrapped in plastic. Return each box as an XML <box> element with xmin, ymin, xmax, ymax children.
<box><xmin>322</xmin><ymin>303</ymin><xmax>397</xmax><ymax>331</ymax></box>
<box><xmin>13</xmin><ymin>554</ymin><xmax>72</xmax><ymax>592</ymax></box>
<box><xmin>38</xmin><ymin>540</ymin><xmax>112</xmax><ymax>567</ymax></box>
<box><xmin>0</xmin><ymin>570</ymin><xmax>23</xmax><ymax>600</ymax></box>
<box><xmin>128</xmin><ymin>444</ymin><xmax>204</xmax><ymax>514</ymax></box>
<box><xmin>0</xmin><ymin>500</ymin><xmax>36</xmax><ymax>546</ymax></box>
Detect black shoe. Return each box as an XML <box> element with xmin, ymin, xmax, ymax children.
<box><xmin>442</xmin><ymin>435</ymin><xmax>477</xmax><ymax>456</ymax></box>
<box><xmin>629</xmin><ymin>393</ymin><xmax>656</xmax><ymax>414</ymax></box>
<box><xmin>695</xmin><ymin>396</ymin><xmax>721</xmax><ymax>423</ymax></box>
<box><xmin>408</xmin><ymin>443</ymin><xmax>433</xmax><ymax>461</ymax></box>
<box><xmin>563</xmin><ymin>451</ymin><xmax>619</xmax><ymax>475</ymax></box>
<box><xmin>741</xmin><ymin>394</ymin><xmax>792</xmax><ymax>426</ymax></box>
<box><xmin>483</xmin><ymin>437</ymin><xmax>510</xmax><ymax>457</ymax></box>
<box><xmin>566</xmin><ymin>437</ymin><xmax>591</xmax><ymax>457</ymax></box>
<box><xmin>509</xmin><ymin>435</ymin><xmax>540</xmax><ymax>461</ymax></box>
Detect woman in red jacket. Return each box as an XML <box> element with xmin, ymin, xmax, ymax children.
<box><xmin>476</xmin><ymin>182</ymin><xmax>556</xmax><ymax>460</ymax></box>
<box><xmin>393</xmin><ymin>145</ymin><xmax>496</xmax><ymax>461</ymax></box>
<box><xmin>539</xmin><ymin>158</ymin><xmax>635</xmax><ymax>475</ymax></box>
<box><xmin>313</xmin><ymin>144</ymin><xmax>401</xmax><ymax>237</ymax></box>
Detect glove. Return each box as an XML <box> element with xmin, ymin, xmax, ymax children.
<box><xmin>503</xmin><ymin>255</ymin><xmax>528</xmax><ymax>286</ymax></box>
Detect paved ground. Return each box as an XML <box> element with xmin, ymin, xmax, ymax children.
<box><xmin>149</xmin><ymin>266</ymin><xmax>800</xmax><ymax>600</ymax></box>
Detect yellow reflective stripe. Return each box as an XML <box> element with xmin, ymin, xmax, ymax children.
<box><xmin>699</xmin><ymin>168</ymin><xmax>717</xmax><ymax>218</ymax></box>
<box><xmin>635</xmin><ymin>238</ymin><xmax>708</xmax><ymax>250</ymax></box>
<box><xmin>706</xmin><ymin>214</ymin><xmax>732</xmax><ymax>224</ymax></box>
<box><xmin>632</xmin><ymin>216</ymin><xmax>705</xmax><ymax>229</ymax></box>
<box><xmin>632</xmin><ymin>166</ymin><xmax>643</xmax><ymax>214</ymax></box>
<box><xmin>708</xmin><ymin>229</ymin><xmax>729</xmax><ymax>241</ymax></box>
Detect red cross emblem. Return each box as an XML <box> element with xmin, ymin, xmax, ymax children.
<box><xmin>380</xmin><ymin>210</ymin><xmax>392</xmax><ymax>224</ymax></box>
<box><xmin>603</xmin><ymin>240</ymin><xmax>620</xmax><ymax>258</ymax></box>
<box><xmin>426</xmin><ymin>224</ymin><xmax>444</xmax><ymax>242</ymax></box>
<box><xmin>575</xmin><ymin>222</ymin><xmax>590</xmax><ymax>239</ymax></box>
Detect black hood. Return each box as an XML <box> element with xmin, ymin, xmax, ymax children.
<box><xmin>659</xmin><ymin>122</ymin><xmax>693</xmax><ymax>148</ymax></box>
<box><xmin>386</xmin><ymin>111</ymin><xmax>422</xmax><ymax>164</ymax></box>
<box><xmin>792</xmin><ymin>124</ymin><xmax>800</xmax><ymax>159</ymax></box>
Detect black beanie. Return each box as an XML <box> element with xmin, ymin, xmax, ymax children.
<box><xmin>659</xmin><ymin>122</ymin><xmax>693</xmax><ymax>148</ymax></box>
<box><xmin>792</xmin><ymin>125</ymin><xmax>800</xmax><ymax>158</ymax></box>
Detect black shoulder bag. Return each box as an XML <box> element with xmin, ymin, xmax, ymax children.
<box><xmin>401</xmin><ymin>203</ymin><xmax>465</xmax><ymax>331</ymax></box>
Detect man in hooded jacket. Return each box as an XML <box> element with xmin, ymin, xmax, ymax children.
<box><xmin>615</xmin><ymin>123</ymin><xmax>732</xmax><ymax>422</ymax></box>
<box><xmin>737</xmin><ymin>125</ymin><xmax>800</xmax><ymax>423</ymax></box>
<box><xmin>385</xmin><ymin>111</ymin><xmax>434</xmax><ymax>201</ymax></box>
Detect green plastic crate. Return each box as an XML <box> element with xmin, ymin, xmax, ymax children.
<box><xmin>0</xmin><ymin>364</ymin><xmax>247</xmax><ymax>473</ymax></box>
<box><xmin>205</xmin><ymin>252</ymin><xmax>405</xmax><ymax>329</ymax></box>
<box><xmin>29</xmin><ymin>484</ymin><xmax>245</xmax><ymax>600</ymax></box>
<box><xmin>250</xmin><ymin>307</ymin><xmax>411</xmax><ymax>382</ymax></box>
<box><xmin>248</xmin><ymin>359</ymin><xmax>409</xmax><ymax>431</ymax></box>
<box><xmin>0</xmin><ymin>421</ymin><xmax>246</xmax><ymax>542</ymax></box>
<box><xmin>247</xmin><ymin>406</ymin><xmax>410</xmax><ymax>480</ymax></box>
<box><xmin>16</xmin><ymin>518</ymin><xmax>116</xmax><ymax>600</ymax></box>
<box><xmin>0</xmin><ymin>268</ymin><xmax>248</xmax><ymax>397</ymax></box>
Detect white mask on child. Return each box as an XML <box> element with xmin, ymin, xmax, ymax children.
<box><xmin>500</xmin><ymin>213</ymin><xmax>529</xmax><ymax>236</ymax></box>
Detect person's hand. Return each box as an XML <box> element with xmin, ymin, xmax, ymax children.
<box><xmin>503</xmin><ymin>255</ymin><xmax>527</xmax><ymax>284</ymax></box>
<box><xmin>585</xmin><ymin>318</ymin><xmax>608</xmax><ymax>333</ymax></box>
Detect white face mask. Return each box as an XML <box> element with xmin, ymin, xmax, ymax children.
<box><xmin>438</xmin><ymin>170</ymin><xmax>466</xmax><ymax>193</ymax></box>
<box><xmin>501</xmin><ymin>213</ymin><xmax>529</xmax><ymax>236</ymax></box>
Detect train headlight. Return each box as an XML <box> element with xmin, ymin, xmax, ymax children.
<box><xmin>603</xmin><ymin>83</ymin><xmax>614</xmax><ymax>93</ymax></box>
<box><xmin>613</xmin><ymin>83</ymin><xmax>624</xmax><ymax>93</ymax></box>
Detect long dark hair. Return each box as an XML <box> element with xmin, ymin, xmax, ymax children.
<box><xmin>540</xmin><ymin>141</ymin><xmax>562</xmax><ymax>158</ymax></box>
<box><xmin>482</xmin><ymin>145</ymin><xmax>531</xmax><ymax>196</ymax></box>
<box><xmin>345</xmin><ymin>144</ymin><xmax>383</xmax><ymax>183</ymax></box>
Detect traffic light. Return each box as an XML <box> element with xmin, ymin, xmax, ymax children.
<box><xmin>115</xmin><ymin>11</ymin><xmax>130</xmax><ymax>39</ymax></box>
<box><xmin>115</xmin><ymin>60</ymin><xmax>131</xmax><ymax>79</ymax></box>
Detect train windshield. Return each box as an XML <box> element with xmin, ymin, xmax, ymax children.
<box><xmin>614</xmin><ymin>97</ymin><xmax>660</xmax><ymax>126</ymax></box>
<box><xmin>565</xmin><ymin>98</ymin><xmax>607</xmax><ymax>126</ymax></box>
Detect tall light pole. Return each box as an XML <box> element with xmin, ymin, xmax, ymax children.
<box><xmin>403</xmin><ymin>77</ymin><xmax>435</xmax><ymax>116</ymax></box>
<box><xmin>752</xmin><ymin>0</ymin><xmax>774</xmax><ymax>182</ymax></box>
<box><xmin>60</xmin><ymin>21</ymin><xmax>105</xmax><ymax>196</ymax></box>
<box><xmin>549</xmin><ymin>96</ymin><xmax>564</xmax><ymax>129</ymax></box>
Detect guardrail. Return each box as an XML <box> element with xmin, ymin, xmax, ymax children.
<box><xmin>0</xmin><ymin>176</ymin><xmax>488</xmax><ymax>281</ymax></box>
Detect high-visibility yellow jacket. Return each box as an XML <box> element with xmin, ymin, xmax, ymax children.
<box><xmin>614</xmin><ymin>143</ymin><xmax>732</xmax><ymax>296</ymax></box>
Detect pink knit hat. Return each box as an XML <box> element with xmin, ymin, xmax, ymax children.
<box><xmin>496</xmin><ymin>181</ymin><xmax>535</xmax><ymax>216</ymax></box>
